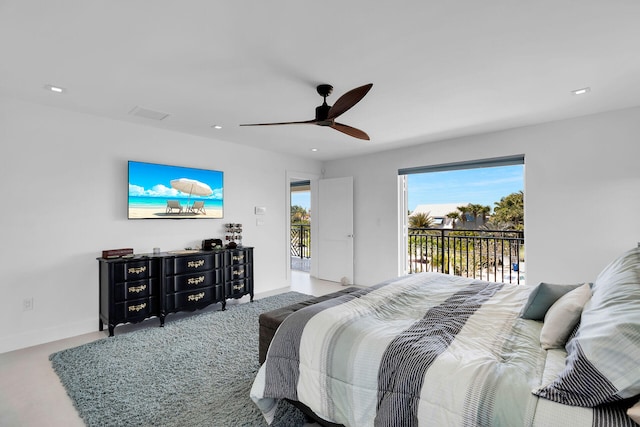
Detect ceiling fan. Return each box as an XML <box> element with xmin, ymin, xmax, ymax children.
<box><xmin>240</xmin><ymin>83</ymin><xmax>373</xmax><ymax>140</ymax></box>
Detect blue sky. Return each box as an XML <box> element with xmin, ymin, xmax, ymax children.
<box><xmin>128</xmin><ymin>161</ymin><xmax>223</xmax><ymax>199</ymax></box>
<box><xmin>407</xmin><ymin>165</ymin><xmax>523</xmax><ymax>212</ymax></box>
<box><xmin>290</xmin><ymin>165</ymin><xmax>523</xmax><ymax>213</ymax></box>
<box><xmin>291</xmin><ymin>192</ymin><xmax>310</xmax><ymax>210</ymax></box>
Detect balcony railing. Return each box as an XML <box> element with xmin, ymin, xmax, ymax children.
<box><xmin>291</xmin><ymin>223</ymin><xmax>311</xmax><ymax>259</ymax></box>
<box><xmin>408</xmin><ymin>228</ymin><xmax>525</xmax><ymax>284</ymax></box>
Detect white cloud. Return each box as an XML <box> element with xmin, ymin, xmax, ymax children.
<box><xmin>128</xmin><ymin>183</ymin><xmax>179</xmax><ymax>197</ymax></box>
<box><xmin>128</xmin><ymin>184</ymin><xmax>146</xmax><ymax>196</ymax></box>
<box><xmin>210</xmin><ymin>188</ymin><xmax>223</xmax><ymax>199</ymax></box>
<box><xmin>149</xmin><ymin>184</ymin><xmax>179</xmax><ymax>197</ymax></box>
<box><xmin>129</xmin><ymin>183</ymin><xmax>223</xmax><ymax>200</ymax></box>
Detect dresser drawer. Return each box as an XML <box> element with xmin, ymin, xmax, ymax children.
<box><xmin>164</xmin><ymin>253</ymin><xmax>220</xmax><ymax>275</ymax></box>
<box><xmin>114</xmin><ymin>279</ymin><xmax>156</xmax><ymax>302</ymax></box>
<box><xmin>113</xmin><ymin>259</ymin><xmax>155</xmax><ymax>282</ymax></box>
<box><xmin>165</xmin><ymin>286</ymin><xmax>223</xmax><ymax>312</ymax></box>
<box><xmin>114</xmin><ymin>297</ymin><xmax>158</xmax><ymax>323</ymax></box>
<box><xmin>225</xmin><ymin>279</ymin><xmax>251</xmax><ymax>298</ymax></box>
<box><xmin>226</xmin><ymin>263</ymin><xmax>251</xmax><ymax>281</ymax></box>
<box><xmin>165</xmin><ymin>269</ymin><xmax>222</xmax><ymax>293</ymax></box>
<box><xmin>226</xmin><ymin>249</ymin><xmax>250</xmax><ymax>265</ymax></box>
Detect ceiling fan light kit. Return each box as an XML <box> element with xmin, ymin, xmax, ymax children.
<box><xmin>240</xmin><ymin>83</ymin><xmax>373</xmax><ymax>140</ymax></box>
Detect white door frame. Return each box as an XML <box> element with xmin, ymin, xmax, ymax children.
<box><xmin>285</xmin><ymin>170</ymin><xmax>320</xmax><ymax>281</ymax></box>
<box><xmin>398</xmin><ymin>174</ymin><xmax>408</xmax><ymax>276</ymax></box>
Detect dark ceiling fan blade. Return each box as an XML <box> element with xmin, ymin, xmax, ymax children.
<box><xmin>239</xmin><ymin>119</ymin><xmax>317</xmax><ymax>127</ymax></box>
<box><xmin>327</xmin><ymin>83</ymin><xmax>373</xmax><ymax>120</ymax></box>
<box><xmin>331</xmin><ymin>122</ymin><xmax>370</xmax><ymax>140</ymax></box>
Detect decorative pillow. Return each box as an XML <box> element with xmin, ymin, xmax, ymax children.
<box><xmin>628</xmin><ymin>399</ymin><xmax>640</xmax><ymax>424</ymax></box>
<box><xmin>521</xmin><ymin>282</ymin><xmax>584</xmax><ymax>320</ymax></box>
<box><xmin>534</xmin><ymin>247</ymin><xmax>640</xmax><ymax>407</ymax></box>
<box><xmin>539</xmin><ymin>283</ymin><xmax>591</xmax><ymax>350</ymax></box>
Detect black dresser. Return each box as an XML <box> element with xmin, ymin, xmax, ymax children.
<box><xmin>98</xmin><ymin>248</ymin><xmax>254</xmax><ymax>336</ymax></box>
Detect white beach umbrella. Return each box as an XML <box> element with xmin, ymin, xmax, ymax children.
<box><xmin>170</xmin><ymin>178</ymin><xmax>213</xmax><ymax>205</ymax></box>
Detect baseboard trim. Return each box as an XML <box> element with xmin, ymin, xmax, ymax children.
<box><xmin>0</xmin><ymin>318</ymin><xmax>96</xmax><ymax>354</ymax></box>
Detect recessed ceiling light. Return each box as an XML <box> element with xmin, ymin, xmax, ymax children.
<box><xmin>571</xmin><ymin>87</ymin><xmax>591</xmax><ymax>95</ymax></box>
<box><xmin>212</xmin><ymin>125</ymin><xmax>223</xmax><ymax>130</ymax></box>
<box><xmin>311</xmin><ymin>148</ymin><xmax>318</xmax><ymax>152</ymax></box>
<box><xmin>44</xmin><ymin>84</ymin><xmax>66</xmax><ymax>94</ymax></box>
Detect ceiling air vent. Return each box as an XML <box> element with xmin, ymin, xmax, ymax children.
<box><xmin>129</xmin><ymin>106</ymin><xmax>170</xmax><ymax>121</ymax></box>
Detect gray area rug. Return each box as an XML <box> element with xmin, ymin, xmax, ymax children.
<box><xmin>50</xmin><ymin>292</ymin><xmax>313</xmax><ymax>427</ymax></box>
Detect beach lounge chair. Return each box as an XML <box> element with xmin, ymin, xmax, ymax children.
<box><xmin>166</xmin><ymin>200</ymin><xmax>183</xmax><ymax>214</ymax></box>
<box><xmin>189</xmin><ymin>201</ymin><xmax>206</xmax><ymax>214</ymax></box>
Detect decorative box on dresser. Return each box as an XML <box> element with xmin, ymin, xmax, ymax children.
<box><xmin>98</xmin><ymin>247</ymin><xmax>254</xmax><ymax>336</ymax></box>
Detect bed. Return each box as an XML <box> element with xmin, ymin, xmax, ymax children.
<box><xmin>251</xmin><ymin>247</ymin><xmax>640</xmax><ymax>426</ymax></box>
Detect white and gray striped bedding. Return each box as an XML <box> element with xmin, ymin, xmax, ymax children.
<box><xmin>250</xmin><ymin>273</ymin><xmax>635</xmax><ymax>426</ymax></box>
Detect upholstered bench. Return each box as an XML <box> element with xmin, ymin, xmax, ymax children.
<box><xmin>259</xmin><ymin>287</ymin><xmax>361</xmax><ymax>364</ymax></box>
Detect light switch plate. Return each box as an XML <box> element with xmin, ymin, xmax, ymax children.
<box><xmin>255</xmin><ymin>206</ymin><xmax>266</xmax><ymax>215</ymax></box>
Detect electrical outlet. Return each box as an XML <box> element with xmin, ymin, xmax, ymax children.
<box><xmin>23</xmin><ymin>297</ymin><xmax>34</xmax><ymax>311</ymax></box>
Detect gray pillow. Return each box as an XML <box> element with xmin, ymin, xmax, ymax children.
<box><xmin>520</xmin><ymin>282</ymin><xmax>584</xmax><ymax>320</ymax></box>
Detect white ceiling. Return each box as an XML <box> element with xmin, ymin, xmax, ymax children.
<box><xmin>2</xmin><ymin>1</ymin><xmax>640</xmax><ymax>161</ymax></box>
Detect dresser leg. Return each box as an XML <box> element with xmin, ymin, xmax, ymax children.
<box><xmin>108</xmin><ymin>325</ymin><xmax>115</xmax><ymax>337</ymax></box>
<box><xmin>159</xmin><ymin>315</ymin><xmax>165</xmax><ymax>328</ymax></box>
<box><xmin>222</xmin><ymin>301</ymin><xmax>226</xmax><ymax>311</ymax></box>
<box><xmin>99</xmin><ymin>319</ymin><xmax>104</xmax><ymax>331</ymax></box>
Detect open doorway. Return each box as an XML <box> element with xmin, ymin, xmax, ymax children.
<box><xmin>290</xmin><ymin>180</ymin><xmax>311</xmax><ymax>272</ymax></box>
<box><xmin>286</xmin><ymin>170</ymin><xmax>320</xmax><ymax>281</ymax></box>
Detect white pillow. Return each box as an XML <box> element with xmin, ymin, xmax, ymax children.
<box><xmin>539</xmin><ymin>283</ymin><xmax>591</xmax><ymax>350</ymax></box>
<box><xmin>628</xmin><ymin>399</ymin><xmax>640</xmax><ymax>424</ymax></box>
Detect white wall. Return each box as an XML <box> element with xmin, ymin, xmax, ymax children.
<box><xmin>323</xmin><ymin>107</ymin><xmax>640</xmax><ymax>287</ymax></box>
<box><xmin>3</xmin><ymin>96</ymin><xmax>639</xmax><ymax>353</ymax></box>
<box><xmin>0</xmin><ymin>96</ymin><xmax>322</xmax><ymax>353</ymax></box>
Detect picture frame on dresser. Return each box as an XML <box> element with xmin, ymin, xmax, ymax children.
<box><xmin>98</xmin><ymin>247</ymin><xmax>253</xmax><ymax>336</ymax></box>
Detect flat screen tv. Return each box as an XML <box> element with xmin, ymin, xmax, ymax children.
<box><xmin>128</xmin><ymin>161</ymin><xmax>223</xmax><ymax>219</ymax></box>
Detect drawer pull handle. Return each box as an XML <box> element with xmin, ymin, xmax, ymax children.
<box><xmin>187</xmin><ymin>292</ymin><xmax>206</xmax><ymax>302</ymax></box>
<box><xmin>129</xmin><ymin>303</ymin><xmax>147</xmax><ymax>312</ymax></box>
<box><xmin>232</xmin><ymin>255</ymin><xmax>244</xmax><ymax>262</ymax></box>
<box><xmin>129</xmin><ymin>284</ymin><xmax>147</xmax><ymax>293</ymax></box>
<box><xmin>233</xmin><ymin>284</ymin><xmax>243</xmax><ymax>291</ymax></box>
<box><xmin>233</xmin><ymin>269</ymin><xmax>245</xmax><ymax>276</ymax></box>
<box><xmin>187</xmin><ymin>276</ymin><xmax>205</xmax><ymax>285</ymax></box>
<box><xmin>187</xmin><ymin>259</ymin><xmax>206</xmax><ymax>269</ymax></box>
<box><xmin>128</xmin><ymin>266</ymin><xmax>147</xmax><ymax>275</ymax></box>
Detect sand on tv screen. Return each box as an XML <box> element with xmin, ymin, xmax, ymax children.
<box><xmin>128</xmin><ymin>161</ymin><xmax>224</xmax><ymax>219</ymax></box>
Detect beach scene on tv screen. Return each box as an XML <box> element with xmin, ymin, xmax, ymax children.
<box><xmin>128</xmin><ymin>161</ymin><xmax>223</xmax><ymax>219</ymax></box>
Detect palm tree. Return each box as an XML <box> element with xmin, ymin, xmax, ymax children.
<box><xmin>490</xmin><ymin>191</ymin><xmax>524</xmax><ymax>230</ymax></box>
<box><xmin>449</xmin><ymin>203</ymin><xmax>491</xmax><ymax>229</ymax></box>
<box><xmin>470</xmin><ymin>204</ymin><xmax>491</xmax><ymax>223</ymax></box>
<box><xmin>441</xmin><ymin>211</ymin><xmax>459</xmax><ymax>229</ymax></box>
<box><xmin>291</xmin><ymin>205</ymin><xmax>309</xmax><ymax>223</ymax></box>
<box><xmin>408</xmin><ymin>212</ymin><xmax>434</xmax><ymax>230</ymax></box>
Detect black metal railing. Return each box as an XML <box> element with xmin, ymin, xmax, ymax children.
<box><xmin>408</xmin><ymin>228</ymin><xmax>525</xmax><ymax>284</ymax></box>
<box><xmin>291</xmin><ymin>223</ymin><xmax>311</xmax><ymax>259</ymax></box>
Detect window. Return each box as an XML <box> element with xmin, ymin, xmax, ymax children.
<box><xmin>399</xmin><ymin>155</ymin><xmax>525</xmax><ymax>284</ymax></box>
